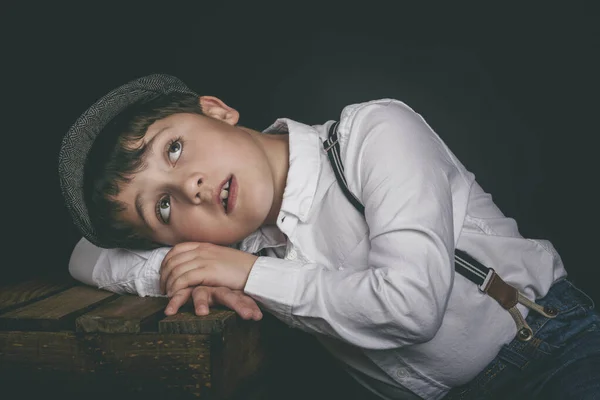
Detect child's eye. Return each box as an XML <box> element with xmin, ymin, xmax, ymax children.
<box><xmin>156</xmin><ymin>196</ymin><xmax>171</xmax><ymax>223</ymax></box>
<box><xmin>167</xmin><ymin>139</ymin><xmax>183</xmax><ymax>164</ymax></box>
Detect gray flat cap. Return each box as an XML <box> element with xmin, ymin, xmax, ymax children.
<box><xmin>58</xmin><ymin>73</ymin><xmax>198</xmax><ymax>248</ymax></box>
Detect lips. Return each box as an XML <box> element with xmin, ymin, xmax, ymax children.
<box><xmin>217</xmin><ymin>175</ymin><xmax>236</xmax><ymax>214</ymax></box>
<box><xmin>227</xmin><ymin>175</ymin><xmax>237</xmax><ymax>213</ymax></box>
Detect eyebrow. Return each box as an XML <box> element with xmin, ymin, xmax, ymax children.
<box><xmin>132</xmin><ymin>125</ymin><xmax>171</xmax><ymax>230</ymax></box>
<box><xmin>138</xmin><ymin>125</ymin><xmax>169</xmax><ymax>164</ymax></box>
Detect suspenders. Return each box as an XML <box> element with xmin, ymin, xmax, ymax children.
<box><xmin>322</xmin><ymin>121</ymin><xmax>557</xmax><ymax>341</ymax></box>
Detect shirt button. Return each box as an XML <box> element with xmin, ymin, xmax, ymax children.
<box><xmin>395</xmin><ymin>368</ymin><xmax>408</xmax><ymax>379</ymax></box>
<box><xmin>287</xmin><ymin>248</ymin><xmax>298</xmax><ymax>260</ymax></box>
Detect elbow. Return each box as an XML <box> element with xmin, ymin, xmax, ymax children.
<box><xmin>372</xmin><ymin>307</ymin><xmax>442</xmax><ymax>349</ymax></box>
<box><xmin>410</xmin><ymin>286</ymin><xmax>448</xmax><ymax>343</ymax></box>
<box><xmin>68</xmin><ymin>237</ymin><xmax>101</xmax><ymax>286</ymax></box>
<box><xmin>393</xmin><ymin>308</ymin><xmax>443</xmax><ymax>345</ymax></box>
<box><xmin>389</xmin><ymin>293</ymin><xmax>447</xmax><ymax>345</ymax></box>
<box><xmin>412</xmin><ymin>311</ymin><xmax>443</xmax><ymax>343</ymax></box>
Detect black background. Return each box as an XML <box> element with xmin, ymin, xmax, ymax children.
<box><xmin>3</xmin><ymin>2</ymin><xmax>598</xmax><ymax>306</ymax></box>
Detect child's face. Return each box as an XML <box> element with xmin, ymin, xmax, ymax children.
<box><xmin>112</xmin><ymin>110</ymin><xmax>276</xmax><ymax>247</ymax></box>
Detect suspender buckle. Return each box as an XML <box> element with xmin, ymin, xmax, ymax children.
<box><xmin>324</xmin><ymin>137</ymin><xmax>339</xmax><ymax>152</ymax></box>
<box><xmin>478</xmin><ymin>268</ymin><xmax>496</xmax><ymax>293</ymax></box>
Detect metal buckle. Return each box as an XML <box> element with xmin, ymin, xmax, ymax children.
<box><xmin>324</xmin><ymin>138</ymin><xmax>339</xmax><ymax>152</ymax></box>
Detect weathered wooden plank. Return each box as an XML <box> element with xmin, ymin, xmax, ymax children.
<box><xmin>159</xmin><ymin>308</ymin><xmax>277</xmax><ymax>398</ymax></box>
<box><xmin>0</xmin><ymin>331</ymin><xmax>94</xmax><ymax>371</ymax></box>
<box><xmin>0</xmin><ymin>331</ymin><xmax>213</xmax><ymax>398</ymax></box>
<box><xmin>92</xmin><ymin>333</ymin><xmax>213</xmax><ymax>397</ymax></box>
<box><xmin>0</xmin><ymin>281</ymin><xmax>279</xmax><ymax>398</ymax></box>
<box><xmin>159</xmin><ymin>307</ymin><xmax>237</xmax><ymax>334</ymax></box>
<box><xmin>0</xmin><ymin>279</ymin><xmax>75</xmax><ymax>314</ymax></box>
<box><xmin>0</xmin><ymin>286</ymin><xmax>117</xmax><ymax>331</ymax></box>
<box><xmin>76</xmin><ymin>295</ymin><xmax>169</xmax><ymax>333</ymax></box>
<box><xmin>211</xmin><ymin>314</ymin><xmax>275</xmax><ymax>399</ymax></box>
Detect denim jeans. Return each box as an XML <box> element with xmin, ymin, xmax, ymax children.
<box><xmin>444</xmin><ymin>278</ymin><xmax>600</xmax><ymax>400</ymax></box>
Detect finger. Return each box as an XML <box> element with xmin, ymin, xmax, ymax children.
<box><xmin>165</xmin><ymin>257</ymin><xmax>207</xmax><ymax>295</ymax></box>
<box><xmin>160</xmin><ymin>251</ymin><xmax>205</xmax><ymax>293</ymax></box>
<box><xmin>167</xmin><ymin>268</ymin><xmax>209</xmax><ymax>296</ymax></box>
<box><xmin>212</xmin><ymin>288</ymin><xmax>255</xmax><ymax>320</ymax></box>
<box><xmin>165</xmin><ymin>287</ymin><xmax>192</xmax><ymax>316</ymax></box>
<box><xmin>161</xmin><ymin>245</ymin><xmax>201</xmax><ymax>278</ymax></box>
<box><xmin>236</xmin><ymin>294</ymin><xmax>263</xmax><ymax>321</ymax></box>
<box><xmin>166</xmin><ymin>242</ymin><xmax>212</xmax><ymax>261</ymax></box>
<box><xmin>213</xmin><ymin>288</ymin><xmax>262</xmax><ymax>320</ymax></box>
<box><xmin>191</xmin><ymin>286</ymin><xmax>211</xmax><ymax>316</ymax></box>
<box><xmin>162</xmin><ymin>242</ymin><xmax>203</xmax><ymax>270</ymax></box>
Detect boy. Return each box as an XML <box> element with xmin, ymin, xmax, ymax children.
<box><xmin>60</xmin><ymin>74</ymin><xmax>600</xmax><ymax>399</ymax></box>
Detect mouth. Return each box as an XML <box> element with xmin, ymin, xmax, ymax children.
<box><xmin>218</xmin><ymin>175</ymin><xmax>235</xmax><ymax>214</ymax></box>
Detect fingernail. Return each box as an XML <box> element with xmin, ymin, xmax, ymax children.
<box><xmin>255</xmin><ymin>312</ymin><xmax>263</xmax><ymax>320</ymax></box>
<box><xmin>165</xmin><ymin>307</ymin><xmax>174</xmax><ymax>315</ymax></box>
<box><xmin>197</xmin><ymin>306</ymin><xmax>208</xmax><ymax>315</ymax></box>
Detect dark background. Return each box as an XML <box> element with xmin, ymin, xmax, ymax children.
<box><xmin>3</xmin><ymin>2</ymin><xmax>598</xmax><ymax>306</ymax></box>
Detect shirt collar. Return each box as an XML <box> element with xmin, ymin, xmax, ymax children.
<box><xmin>237</xmin><ymin>118</ymin><xmax>322</xmax><ymax>253</ymax></box>
<box><xmin>237</xmin><ymin>225</ymin><xmax>285</xmax><ymax>253</ymax></box>
<box><xmin>263</xmin><ymin>118</ymin><xmax>322</xmax><ymax>223</ymax></box>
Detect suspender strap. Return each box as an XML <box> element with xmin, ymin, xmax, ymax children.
<box><xmin>323</xmin><ymin>121</ymin><xmax>493</xmax><ymax>287</ymax></box>
<box><xmin>322</xmin><ymin>121</ymin><xmax>556</xmax><ymax>341</ymax></box>
<box><xmin>454</xmin><ymin>249</ymin><xmax>491</xmax><ymax>287</ymax></box>
<box><xmin>323</xmin><ymin>122</ymin><xmax>365</xmax><ymax>215</ymax></box>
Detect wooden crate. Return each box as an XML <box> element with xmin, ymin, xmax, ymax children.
<box><xmin>0</xmin><ymin>277</ymin><xmax>284</xmax><ymax>399</ymax></box>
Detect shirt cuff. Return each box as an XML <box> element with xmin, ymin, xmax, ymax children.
<box><xmin>243</xmin><ymin>256</ymin><xmax>304</xmax><ymax>327</ymax></box>
<box><xmin>137</xmin><ymin>247</ymin><xmax>171</xmax><ymax>297</ymax></box>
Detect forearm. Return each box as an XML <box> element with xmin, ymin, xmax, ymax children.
<box><xmin>68</xmin><ymin>237</ymin><xmax>170</xmax><ymax>297</ymax></box>
<box><xmin>244</xmin><ymin>252</ymin><xmax>452</xmax><ymax>350</ymax></box>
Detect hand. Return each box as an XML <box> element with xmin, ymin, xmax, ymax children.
<box><xmin>165</xmin><ymin>286</ymin><xmax>263</xmax><ymax>321</ymax></box>
<box><xmin>160</xmin><ymin>242</ymin><xmax>259</xmax><ymax>296</ymax></box>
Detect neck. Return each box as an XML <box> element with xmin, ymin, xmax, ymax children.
<box><xmin>242</xmin><ymin>127</ymin><xmax>289</xmax><ymax>226</ymax></box>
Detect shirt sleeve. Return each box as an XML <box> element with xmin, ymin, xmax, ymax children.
<box><xmin>68</xmin><ymin>237</ymin><xmax>170</xmax><ymax>297</ymax></box>
<box><xmin>244</xmin><ymin>101</ymin><xmax>463</xmax><ymax>350</ymax></box>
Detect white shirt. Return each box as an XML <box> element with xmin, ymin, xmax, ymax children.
<box><xmin>70</xmin><ymin>99</ymin><xmax>566</xmax><ymax>399</ymax></box>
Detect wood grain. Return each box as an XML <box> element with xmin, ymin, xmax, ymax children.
<box><xmin>76</xmin><ymin>295</ymin><xmax>169</xmax><ymax>333</ymax></box>
<box><xmin>93</xmin><ymin>333</ymin><xmax>213</xmax><ymax>397</ymax></box>
<box><xmin>211</xmin><ymin>314</ymin><xmax>273</xmax><ymax>399</ymax></box>
<box><xmin>1</xmin><ymin>331</ymin><xmax>213</xmax><ymax>398</ymax></box>
<box><xmin>0</xmin><ymin>279</ymin><xmax>75</xmax><ymax>314</ymax></box>
<box><xmin>0</xmin><ymin>330</ymin><xmax>93</xmax><ymax>372</ymax></box>
<box><xmin>159</xmin><ymin>307</ymin><xmax>237</xmax><ymax>334</ymax></box>
<box><xmin>0</xmin><ymin>286</ymin><xmax>117</xmax><ymax>331</ymax></box>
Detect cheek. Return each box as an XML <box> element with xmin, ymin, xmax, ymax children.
<box><xmin>169</xmin><ymin>209</ymin><xmax>233</xmax><ymax>245</ymax></box>
<box><xmin>172</xmin><ymin>211</ymin><xmax>208</xmax><ymax>241</ymax></box>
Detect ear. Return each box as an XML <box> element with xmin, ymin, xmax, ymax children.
<box><xmin>199</xmin><ymin>96</ymin><xmax>240</xmax><ymax>126</ymax></box>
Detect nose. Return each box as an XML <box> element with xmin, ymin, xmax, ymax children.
<box><xmin>180</xmin><ymin>173</ymin><xmax>209</xmax><ymax>205</ymax></box>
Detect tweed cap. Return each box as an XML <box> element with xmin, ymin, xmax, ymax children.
<box><xmin>58</xmin><ymin>73</ymin><xmax>198</xmax><ymax>248</ymax></box>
